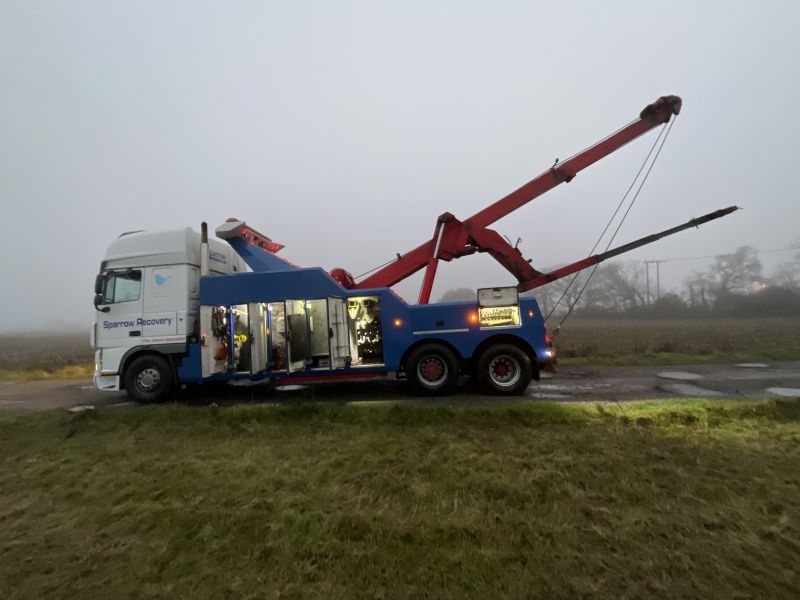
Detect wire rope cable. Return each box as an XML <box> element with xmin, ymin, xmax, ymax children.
<box><xmin>542</xmin><ymin>123</ymin><xmax>668</xmax><ymax>322</ymax></box>
<box><xmin>546</xmin><ymin>116</ymin><xmax>678</xmax><ymax>329</ymax></box>
<box><xmin>543</xmin><ymin>122</ymin><xmax>668</xmax><ymax>322</ymax></box>
<box><xmin>353</xmin><ymin>255</ymin><xmax>401</xmax><ymax>281</ymax></box>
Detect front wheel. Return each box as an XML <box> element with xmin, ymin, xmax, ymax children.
<box><xmin>476</xmin><ymin>344</ymin><xmax>532</xmax><ymax>396</ymax></box>
<box><xmin>406</xmin><ymin>344</ymin><xmax>460</xmax><ymax>396</ymax></box>
<box><xmin>123</xmin><ymin>355</ymin><xmax>176</xmax><ymax>403</ymax></box>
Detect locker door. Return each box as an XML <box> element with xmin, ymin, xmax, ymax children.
<box><xmin>327</xmin><ymin>297</ymin><xmax>350</xmax><ymax>369</ymax></box>
<box><xmin>285</xmin><ymin>299</ymin><xmax>308</xmax><ymax>373</ymax></box>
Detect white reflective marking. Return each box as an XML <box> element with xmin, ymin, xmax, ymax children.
<box><xmin>766</xmin><ymin>387</ymin><xmax>800</xmax><ymax>397</ymax></box>
<box><xmin>68</xmin><ymin>405</ymin><xmax>96</xmax><ymax>412</ymax></box>
<box><xmin>657</xmin><ymin>371</ymin><xmax>704</xmax><ymax>381</ymax></box>
<box><xmin>658</xmin><ymin>383</ymin><xmax>722</xmax><ymax>397</ymax></box>
<box><xmin>412</xmin><ymin>328</ymin><xmax>469</xmax><ymax>335</ymax></box>
<box><xmin>528</xmin><ymin>392</ymin><xmax>571</xmax><ymax>399</ymax></box>
<box><xmin>735</xmin><ymin>363</ymin><xmax>770</xmax><ymax>369</ymax></box>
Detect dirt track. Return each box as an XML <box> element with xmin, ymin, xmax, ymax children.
<box><xmin>1</xmin><ymin>362</ymin><xmax>798</xmax><ymax>412</ymax></box>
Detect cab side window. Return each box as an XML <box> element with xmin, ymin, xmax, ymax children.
<box><xmin>103</xmin><ymin>270</ymin><xmax>142</xmax><ymax>303</ymax></box>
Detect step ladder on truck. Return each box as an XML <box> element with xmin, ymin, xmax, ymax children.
<box><xmin>91</xmin><ymin>95</ymin><xmax>738</xmax><ymax>403</ymax></box>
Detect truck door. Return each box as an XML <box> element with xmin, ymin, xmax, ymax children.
<box><xmin>327</xmin><ymin>297</ymin><xmax>350</xmax><ymax>369</ymax></box>
<box><xmin>285</xmin><ymin>299</ymin><xmax>308</xmax><ymax>373</ymax></box>
<box><xmin>96</xmin><ymin>269</ymin><xmax>144</xmax><ymax>345</ymax></box>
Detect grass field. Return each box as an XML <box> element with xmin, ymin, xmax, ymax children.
<box><xmin>555</xmin><ymin>317</ymin><xmax>800</xmax><ymax>365</ymax></box>
<box><xmin>0</xmin><ymin>317</ymin><xmax>798</xmax><ymax>380</ymax></box>
<box><xmin>1</xmin><ymin>400</ymin><xmax>799</xmax><ymax>599</ymax></box>
<box><xmin>0</xmin><ymin>332</ymin><xmax>93</xmax><ymax>380</ymax></box>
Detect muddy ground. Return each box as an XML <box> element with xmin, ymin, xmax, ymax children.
<box><xmin>1</xmin><ymin>362</ymin><xmax>798</xmax><ymax>412</ymax></box>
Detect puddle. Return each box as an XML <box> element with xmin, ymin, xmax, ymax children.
<box><xmin>658</xmin><ymin>383</ymin><xmax>722</xmax><ymax>397</ymax></box>
<box><xmin>529</xmin><ymin>392</ymin><xmax>571</xmax><ymax>399</ymax></box>
<box><xmin>735</xmin><ymin>363</ymin><xmax>770</xmax><ymax>369</ymax></box>
<box><xmin>535</xmin><ymin>384</ymin><xmax>568</xmax><ymax>391</ymax></box>
<box><xmin>766</xmin><ymin>387</ymin><xmax>800</xmax><ymax>398</ymax></box>
<box><xmin>347</xmin><ymin>400</ymin><xmax>398</xmax><ymax>407</ymax></box>
<box><xmin>274</xmin><ymin>385</ymin><xmax>308</xmax><ymax>392</ymax></box>
<box><xmin>68</xmin><ymin>405</ymin><xmax>96</xmax><ymax>412</ymax></box>
<box><xmin>228</xmin><ymin>380</ymin><xmax>271</xmax><ymax>387</ymax></box>
<box><xmin>657</xmin><ymin>371</ymin><xmax>704</xmax><ymax>381</ymax></box>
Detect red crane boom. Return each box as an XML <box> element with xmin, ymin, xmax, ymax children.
<box><xmin>342</xmin><ymin>95</ymin><xmax>683</xmax><ymax>302</ymax></box>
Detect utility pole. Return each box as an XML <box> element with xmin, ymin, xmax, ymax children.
<box><xmin>656</xmin><ymin>261</ymin><xmax>661</xmax><ymax>299</ymax></box>
<box><xmin>644</xmin><ymin>260</ymin><xmax>666</xmax><ymax>303</ymax></box>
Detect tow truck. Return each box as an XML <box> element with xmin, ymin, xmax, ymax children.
<box><xmin>91</xmin><ymin>95</ymin><xmax>737</xmax><ymax>402</ymax></box>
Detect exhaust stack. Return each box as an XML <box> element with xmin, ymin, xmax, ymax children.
<box><xmin>200</xmin><ymin>221</ymin><xmax>209</xmax><ymax>276</ymax></box>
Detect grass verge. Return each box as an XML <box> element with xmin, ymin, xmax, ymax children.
<box><xmin>0</xmin><ymin>364</ymin><xmax>94</xmax><ymax>381</ymax></box>
<box><xmin>1</xmin><ymin>399</ymin><xmax>799</xmax><ymax>599</ymax></box>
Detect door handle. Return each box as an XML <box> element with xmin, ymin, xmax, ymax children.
<box><xmin>129</xmin><ymin>330</ymin><xmax>141</xmax><ymax>337</ymax></box>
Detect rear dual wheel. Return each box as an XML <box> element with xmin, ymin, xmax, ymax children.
<box><xmin>476</xmin><ymin>344</ymin><xmax>532</xmax><ymax>396</ymax></box>
<box><xmin>407</xmin><ymin>344</ymin><xmax>459</xmax><ymax>396</ymax></box>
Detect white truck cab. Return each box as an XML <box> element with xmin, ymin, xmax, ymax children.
<box><xmin>91</xmin><ymin>226</ymin><xmax>246</xmax><ymax>398</ymax></box>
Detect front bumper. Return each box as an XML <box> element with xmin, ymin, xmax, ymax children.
<box><xmin>93</xmin><ymin>372</ymin><xmax>121</xmax><ymax>392</ymax></box>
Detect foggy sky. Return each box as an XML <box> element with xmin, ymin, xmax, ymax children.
<box><xmin>1</xmin><ymin>1</ymin><xmax>798</xmax><ymax>332</ymax></box>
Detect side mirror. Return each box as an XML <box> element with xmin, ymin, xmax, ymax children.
<box><xmin>94</xmin><ymin>293</ymin><xmax>110</xmax><ymax>313</ymax></box>
<box><xmin>94</xmin><ymin>273</ymin><xmax>105</xmax><ymax>294</ymax></box>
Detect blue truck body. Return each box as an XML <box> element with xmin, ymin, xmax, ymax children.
<box><xmin>177</xmin><ymin>264</ymin><xmax>551</xmax><ymax>387</ymax></box>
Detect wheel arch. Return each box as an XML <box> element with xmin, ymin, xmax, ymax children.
<box><xmin>119</xmin><ymin>344</ymin><xmax>184</xmax><ymax>389</ymax></box>
<box><xmin>399</xmin><ymin>338</ymin><xmax>464</xmax><ymax>374</ymax></box>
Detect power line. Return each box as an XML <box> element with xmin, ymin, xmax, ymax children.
<box><xmin>644</xmin><ymin>245</ymin><xmax>797</xmax><ymax>264</ymax></box>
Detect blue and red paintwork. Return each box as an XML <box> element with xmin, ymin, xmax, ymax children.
<box><xmin>176</xmin><ymin>263</ymin><xmax>550</xmax><ymax>384</ymax></box>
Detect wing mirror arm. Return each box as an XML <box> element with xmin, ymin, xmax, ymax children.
<box><xmin>94</xmin><ymin>294</ymin><xmax>110</xmax><ymax>313</ymax></box>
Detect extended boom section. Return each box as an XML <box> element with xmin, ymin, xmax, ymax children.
<box><xmin>517</xmin><ymin>206</ymin><xmax>739</xmax><ymax>292</ymax></box>
<box><xmin>352</xmin><ymin>95</ymin><xmax>683</xmax><ymax>302</ymax></box>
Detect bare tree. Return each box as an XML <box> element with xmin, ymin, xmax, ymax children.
<box><xmin>684</xmin><ymin>271</ymin><xmax>713</xmax><ymax>309</ymax></box>
<box><xmin>436</xmin><ymin>287</ymin><xmax>476</xmax><ymax>303</ymax></box>
<box><xmin>527</xmin><ymin>269</ymin><xmax>587</xmax><ymax>321</ymax></box>
<box><xmin>707</xmin><ymin>245</ymin><xmax>763</xmax><ymax>297</ymax></box>
<box><xmin>583</xmin><ymin>261</ymin><xmax>646</xmax><ymax>312</ymax></box>
<box><xmin>772</xmin><ymin>263</ymin><xmax>800</xmax><ymax>290</ymax></box>
<box><xmin>771</xmin><ymin>237</ymin><xmax>800</xmax><ymax>289</ymax></box>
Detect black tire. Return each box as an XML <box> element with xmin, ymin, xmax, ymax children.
<box><xmin>406</xmin><ymin>344</ymin><xmax>460</xmax><ymax>396</ymax></box>
<box><xmin>477</xmin><ymin>344</ymin><xmax>532</xmax><ymax>396</ymax></box>
<box><xmin>123</xmin><ymin>354</ymin><xmax>176</xmax><ymax>403</ymax></box>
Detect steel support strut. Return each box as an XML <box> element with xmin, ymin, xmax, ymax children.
<box><xmin>417</xmin><ymin>217</ymin><xmax>449</xmax><ymax>304</ymax></box>
<box><xmin>355</xmin><ymin>95</ymin><xmax>683</xmax><ymax>299</ymax></box>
